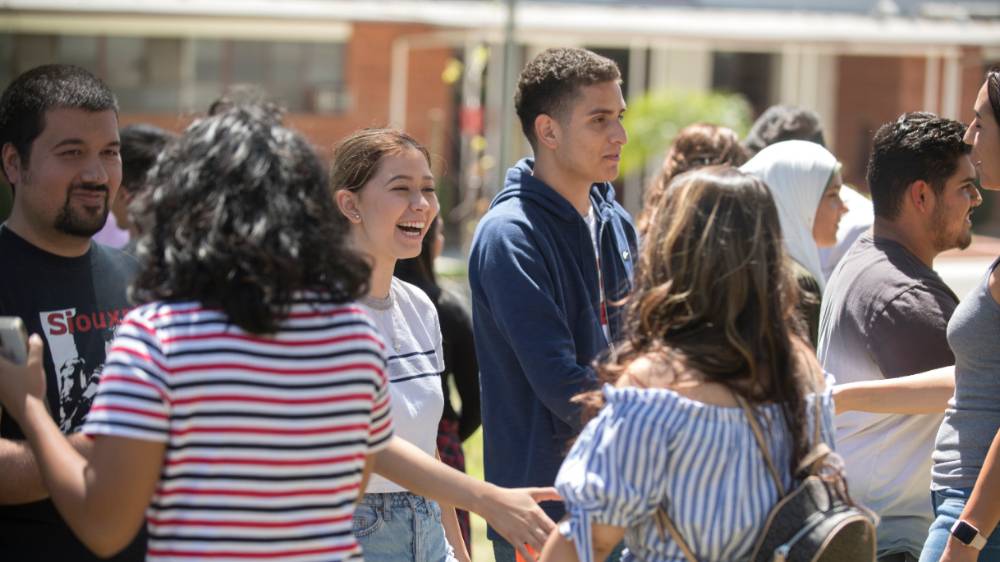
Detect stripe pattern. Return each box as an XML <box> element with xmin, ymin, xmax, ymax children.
<box><xmin>83</xmin><ymin>300</ymin><xmax>393</xmax><ymax>562</ymax></box>
<box><xmin>556</xmin><ymin>381</ymin><xmax>836</xmax><ymax>562</ymax></box>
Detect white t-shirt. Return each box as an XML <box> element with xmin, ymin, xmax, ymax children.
<box><xmin>360</xmin><ymin>277</ymin><xmax>445</xmax><ymax>494</ymax></box>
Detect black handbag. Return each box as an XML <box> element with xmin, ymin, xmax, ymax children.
<box><xmin>655</xmin><ymin>389</ymin><xmax>878</xmax><ymax>562</ymax></box>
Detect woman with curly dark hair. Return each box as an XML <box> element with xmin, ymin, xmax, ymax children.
<box><xmin>539</xmin><ymin>166</ymin><xmax>834</xmax><ymax>562</ymax></box>
<box><xmin>636</xmin><ymin>123</ymin><xmax>748</xmax><ymax>235</ymax></box>
<box><xmin>0</xmin><ymin>105</ymin><xmax>393</xmax><ymax>561</ymax></box>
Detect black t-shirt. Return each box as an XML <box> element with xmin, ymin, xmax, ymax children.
<box><xmin>0</xmin><ymin>226</ymin><xmax>146</xmax><ymax>561</ymax></box>
<box><xmin>436</xmin><ymin>290</ymin><xmax>481</xmax><ymax>441</ymax></box>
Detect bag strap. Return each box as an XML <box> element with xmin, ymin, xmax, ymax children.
<box><xmin>797</xmin><ymin>376</ymin><xmax>833</xmax><ymax>476</ymax></box>
<box><xmin>652</xmin><ymin>382</ymin><xmax>831</xmax><ymax>562</ymax></box>
<box><xmin>655</xmin><ymin>507</ymin><xmax>699</xmax><ymax>562</ymax></box>
<box><xmin>733</xmin><ymin>393</ymin><xmax>786</xmax><ymax>497</ymax></box>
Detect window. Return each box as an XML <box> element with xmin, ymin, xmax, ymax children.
<box><xmin>712</xmin><ymin>51</ymin><xmax>777</xmax><ymax>116</ymax></box>
<box><xmin>106</xmin><ymin>37</ymin><xmax>182</xmax><ymax>112</ymax></box>
<box><xmin>0</xmin><ymin>33</ymin><xmax>348</xmax><ymax>114</ymax></box>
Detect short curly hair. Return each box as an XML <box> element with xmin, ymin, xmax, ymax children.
<box><xmin>867</xmin><ymin>112</ymin><xmax>970</xmax><ymax>220</ymax></box>
<box><xmin>742</xmin><ymin>105</ymin><xmax>825</xmax><ymax>157</ymax></box>
<box><xmin>0</xmin><ymin>64</ymin><xmax>117</xmax><ymax>184</ymax></box>
<box><xmin>130</xmin><ymin>105</ymin><xmax>370</xmax><ymax>334</ymax></box>
<box><xmin>515</xmin><ymin>48</ymin><xmax>621</xmax><ymax>149</ymax></box>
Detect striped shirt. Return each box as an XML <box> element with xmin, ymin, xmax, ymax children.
<box><xmin>359</xmin><ymin>278</ymin><xmax>444</xmax><ymax>494</ymax></box>
<box><xmin>556</xmin><ymin>379</ymin><xmax>835</xmax><ymax>562</ymax></box>
<box><xmin>82</xmin><ymin>299</ymin><xmax>394</xmax><ymax>562</ymax></box>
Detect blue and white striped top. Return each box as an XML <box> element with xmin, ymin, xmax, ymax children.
<box><xmin>556</xmin><ymin>379</ymin><xmax>836</xmax><ymax>562</ymax></box>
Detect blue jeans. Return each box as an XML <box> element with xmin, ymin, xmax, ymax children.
<box><xmin>354</xmin><ymin>492</ymin><xmax>457</xmax><ymax>562</ymax></box>
<box><xmin>492</xmin><ymin>537</ymin><xmax>624</xmax><ymax>562</ymax></box>
<box><xmin>919</xmin><ymin>487</ymin><xmax>1000</xmax><ymax>562</ymax></box>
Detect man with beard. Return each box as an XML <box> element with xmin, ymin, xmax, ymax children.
<box><xmin>0</xmin><ymin>65</ymin><xmax>143</xmax><ymax>560</ymax></box>
<box><xmin>817</xmin><ymin>112</ymin><xmax>980</xmax><ymax>562</ymax></box>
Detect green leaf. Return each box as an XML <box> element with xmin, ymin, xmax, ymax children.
<box><xmin>621</xmin><ymin>89</ymin><xmax>753</xmax><ymax>176</ymax></box>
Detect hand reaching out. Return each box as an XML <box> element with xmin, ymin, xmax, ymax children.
<box><xmin>478</xmin><ymin>485</ymin><xmax>561</xmax><ymax>562</ymax></box>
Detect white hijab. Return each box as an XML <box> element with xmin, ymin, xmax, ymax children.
<box><xmin>740</xmin><ymin>140</ymin><xmax>839</xmax><ymax>291</ymax></box>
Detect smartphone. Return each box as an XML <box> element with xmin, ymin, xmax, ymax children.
<box><xmin>0</xmin><ymin>316</ymin><xmax>28</xmax><ymax>428</ymax></box>
<box><xmin>0</xmin><ymin>316</ymin><xmax>28</xmax><ymax>365</ymax></box>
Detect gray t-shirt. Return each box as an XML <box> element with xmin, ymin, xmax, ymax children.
<box><xmin>932</xmin><ymin>258</ymin><xmax>1000</xmax><ymax>490</ymax></box>
<box><xmin>817</xmin><ymin>234</ymin><xmax>958</xmax><ymax>557</ymax></box>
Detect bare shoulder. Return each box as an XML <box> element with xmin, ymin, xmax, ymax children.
<box><xmin>792</xmin><ymin>336</ymin><xmax>827</xmax><ymax>391</ymax></box>
<box><xmin>620</xmin><ymin>351</ymin><xmax>740</xmax><ymax>407</ymax></box>
<box><xmin>619</xmin><ymin>353</ymin><xmax>680</xmax><ymax>389</ymax></box>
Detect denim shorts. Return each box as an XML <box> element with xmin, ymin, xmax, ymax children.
<box><xmin>919</xmin><ymin>487</ymin><xmax>1000</xmax><ymax>562</ymax></box>
<box><xmin>354</xmin><ymin>492</ymin><xmax>457</xmax><ymax>562</ymax></box>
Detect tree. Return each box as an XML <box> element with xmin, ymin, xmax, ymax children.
<box><xmin>620</xmin><ymin>89</ymin><xmax>753</xmax><ymax>177</ymax></box>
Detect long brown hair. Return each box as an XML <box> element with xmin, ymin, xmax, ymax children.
<box><xmin>638</xmin><ymin>123</ymin><xmax>748</xmax><ymax>235</ymax></box>
<box><xmin>582</xmin><ymin>165</ymin><xmax>812</xmax><ymax>473</ymax></box>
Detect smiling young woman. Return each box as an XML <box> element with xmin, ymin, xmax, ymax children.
<box><xmin>331</xmin><ymin>129</ymin><xmax>466</xmax><ymax>562</ymax></box>
<box><xmin>331</xmin><ymin>129</ymin><xmax>561</xmax><ymax>562</ymax></box>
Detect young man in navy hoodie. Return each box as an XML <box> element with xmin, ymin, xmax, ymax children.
<box><xmin>469</xmin><ymin>48</ymin><xmax>638</xmax><ymax>562</ymax></box>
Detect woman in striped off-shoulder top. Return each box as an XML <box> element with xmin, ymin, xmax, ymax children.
<box><xmin>539</xmin><ymin>166</ymin><xmax>835</xmax><ymax>562</ymax></box>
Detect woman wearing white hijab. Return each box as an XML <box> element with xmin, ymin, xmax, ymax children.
<box><xmin>741</xmin><ymin>140</ymin><xmax>847</xmax><ymax>344</ymax></box>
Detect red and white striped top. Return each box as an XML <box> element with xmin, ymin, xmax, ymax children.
<box><xmin>83</xmin><ymin>299</ymin><xmax>394</xmax><ymax>562</ymax></box>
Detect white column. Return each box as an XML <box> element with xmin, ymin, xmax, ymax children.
<box><xmin>623</xmin><ymin>44</ymin><xmax>647</xmax><ymax>217</ymax></box>
<box><xmin>388</xmin><ymin>38</ymin><xmax>410</xmax><ymax>130</ymax></box>
<box><xmin>779</xmin><ymin>45</ymin><xmax>801</xmax><ymax>105</ymax></box>
<box><xmin>941</xmin><ymin>53</ymin><xmax>961</xmax><ymax>120</ymax></box>
<box><xmin>923</xmin><ymin>54</ymin><xmax>941</xmax><ymax>115</ymax></box>
<box><xmin>648</xmin><ymin>44</ymin><xmax>711</xmax><ymax>92</ymax></box>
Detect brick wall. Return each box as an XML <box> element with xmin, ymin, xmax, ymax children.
<box><xmin>834</xmin><ymin>48</ymin><xmax>999</xmax><ymax>233</ymax></box>
<box><xmin>121</xmin><ymin>21</ymin><xmax>455</xmax><ymax>171</ymax></box>
<box><xmin>834</xmin><ymin>54</ymin><xmax>927</xmax><ymax>191</ymax></box>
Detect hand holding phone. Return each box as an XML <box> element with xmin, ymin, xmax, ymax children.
<box><xmin>0</xmin><ymin>317</ymin><xmax>48</xmax><ymax>424</ymax></box>
<box><xmin>0</xmin><ymin>317</ymin><xmax>28</xmax><ymax>365</ymax></box>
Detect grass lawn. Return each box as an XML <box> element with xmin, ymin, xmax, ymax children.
<box><xmin>463</xmin><ymin>427</ymin><xmax>496</xmax><ymax>562</ymax></box>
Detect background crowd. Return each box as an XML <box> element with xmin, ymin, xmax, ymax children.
<box><xmin>0</xmin><ymin>44</ymin><xmax>997</xmax><ymax>562</ymax></box>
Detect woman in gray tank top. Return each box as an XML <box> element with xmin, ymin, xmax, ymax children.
<box><xmin>921</xmin><ymin>69</ymin><xmax>1000</xmax><ymax>562</ymax></box>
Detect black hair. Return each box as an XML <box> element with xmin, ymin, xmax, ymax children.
<box><xmin>120</xmin><ymin>124</ymin><xmax>175</xmax><ymax>194</ymax></box>
<box><xmin>988</xmin><ymin>68</ymin><xmax>1000</xmax><ymax>127</ymax></box>
<box><xmin>208</xmin><ymin>84</ymin><xmax>282</xmax><ymax>118</ymax></box>
<box><xmin>742</xmin><ymin>105</ymin><xmax>826</xmax><ymax>157</ymax></box>
<box><xmin>867</xmin><ymin>112</ymin><xmax>970</xmax><ymax>220</ymax></box>
<box><xmin>130</xmin><ymin>105</ymin><xmax>370</xmax><ymax>334</ymax></box>
<box><xmin>0</xmin><ymin>64</ymin><xmax>118</xmax><ymax>183</ymax></box>
<box><xmin>514</xmin><ymin>48</ymin><xmax>621</xmax><ymax>150</ymax></box>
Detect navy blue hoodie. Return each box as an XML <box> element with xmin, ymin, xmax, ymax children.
<box><xmin>469</xmin><ymin>158</ymin><xmax>638</xmax><ymax>537</ymax></box>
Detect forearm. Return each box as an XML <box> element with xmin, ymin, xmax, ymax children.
<box><xmin>374</xmin><ymin>436</ymin><xmax>558</xmax><ymax>556</ymax></box>
<box><xmin>18</xmin><ymin>398</ymin><xmax>131</xmax><ymax>556</ymax></box>
<box><xmin>441</xmin><ymin>502</ymin><xmax>471</xmax><ymax>562</ymax></box>
<box><xmin>0</xmin><ymin>431</ymin><xmax>93</xmax><ymax>504</ymax></box>
<box><xmin>540</xmin><ymin>528</ymin><xmax>579</xmax><ymax>562</ymax></box>
<box><xmin>539</xmin><ymin>522</ymin><xmax>623</xmax><ymax>562</ymax></box>
<box><xmin>833</xmin><ymin>366</ymin><xmax>954</xmax><ymax>414</ymax></box>
<box><xmin>957</xmin><ymin>429</ymin><xmax>1000</xmax><ymax>536</ymax></box>
<box><xmin>373</xmin><ymin>437</ymin><xmax>488</xmax><ymax>513</ymax></box>
<box><xmin>433</xmin><ymin>449</ymin><xmax>471</xmax><ymax>562</ymax></box>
